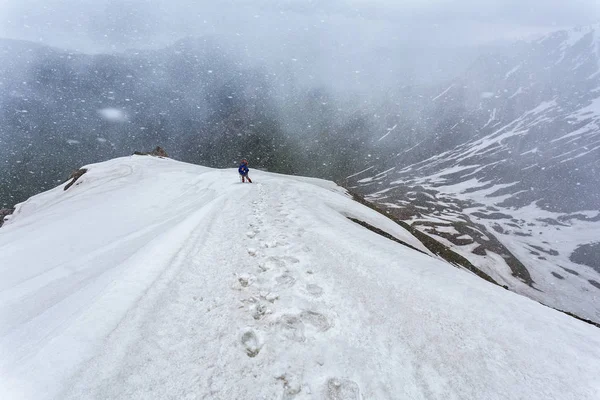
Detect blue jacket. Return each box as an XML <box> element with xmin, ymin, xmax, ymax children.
<box><xmin>238</xmin><ymin>164</ymin><xmax>249</xmax><ymax>175</ymax></box>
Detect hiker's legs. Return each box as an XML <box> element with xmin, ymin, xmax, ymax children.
<box><xmin>247</xmin><ymin>176</ymin><xmax>252</xmax><ymax>183</ymax></box>
<box><xmin>241</xmin><ymin>175</ymin><xmax>246</xmax><ymax>183</ymax></box>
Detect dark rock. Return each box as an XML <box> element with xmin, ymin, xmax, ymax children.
<box><xmin>560</xmin><ymin>267</ymin><xmax>580</xmax><ymax>276</ymax></box>
<box><xmin>0</xmin><ymin>208</ymin><xmax>14</xmax><ymax>227</ymax></box>
<box><xmin>570</xmin><ymin>242</ymin><xmax>600</xmax><ymax>273</ymax></box>
<box><xmin>551</xmin><ymin>272</ymin><xmax>564</xmax><ymax>280</ymax></box>
<box><xmin>151</xmin><ymin>146</ymin><xmax>169</xmax><ymax>157</ymax></box>
<box><xmin>133</xmin><ymin>146</ymin><xmax>169</xmax><ymax>158</ymax></box>
<box><xmin>64</xmin><ymin>169</ymin><xmax>88</xmax><ymax>191</ymax></box>
<box><xmin>471</xmin><ymin>212</ymin><xmax>514</xmax><ymax>220</ymax></box>
<box><xmin>530</xmin><ymin>245</ymin><xmax>559</xmax><ymax>256</ymax></box>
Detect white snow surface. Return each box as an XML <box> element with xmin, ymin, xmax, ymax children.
<box><xmin>1</xmin><ymin>156</ymin><xmax>600</xmax><ymax>400</ymax></box>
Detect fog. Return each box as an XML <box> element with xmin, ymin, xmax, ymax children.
<box><xmin>2</xmin><ymin>0</ymin><xmax>598</xmax><ymax>87</ymax></box>
<box><xmin>3</xmin><ymin>0</ymin><xmax>598</xmax><ymax>51</ymax></box>
<box><xmin>0</xmin><ymin>0</ymin><xmax>599</xmax><ymax>211</ymax></box>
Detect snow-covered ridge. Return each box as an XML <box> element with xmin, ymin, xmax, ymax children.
<box><xmin>1</xmin><ymin>156</ymin><xmax>599</xmax><ymax>399</ymax></box>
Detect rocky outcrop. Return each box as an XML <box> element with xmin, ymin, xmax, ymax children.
<box><xmin>133</xmin><ymin>146</ymin><xmax>169</xmax><ymax>158</ymax></box>
<box><xmin>0</xmin><ymin>208</ymin><xmax>14</xmax><ymax>227</ymax></box>
<box><xmin>64</xmin><ymin>169</ymin><xmax>88</xmax><ymax>191</ymax></box>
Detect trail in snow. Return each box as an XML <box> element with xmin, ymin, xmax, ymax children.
<box><xmin>1</xmin><ymin>156</ymin><xmax>600</xmax><ymax>399</ymax></box>
<box><xmin>57</xmin><ymin>176</ymin><xmax>374</xmax><ymax>399</ymax></box>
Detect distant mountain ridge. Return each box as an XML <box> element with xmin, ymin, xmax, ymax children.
<box><xmin>0</xmin><ymin>35</ymin><xmax>378</xmax><ymax>208</ymax></box>
<box><xmin>0</xmin><ymin>36</ymin><xmax>298</xmax><ymax>207</ymax></box>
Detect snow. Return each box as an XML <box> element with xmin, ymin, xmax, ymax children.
<box><xmin>400</xmin><ymin>138</ymin><xmax>427</xmax><ymax>155</ymax></box>
<box><xmin>434</xmin><ymin>179</ymin><xmax>520</xmax><ymax>203</ymax></box>
<box><xmin>508</xmin><ymin>86</ymin><xmax>524</xmax><ymax>99</ymax></box>
<box><xmin>356</xmin><ymin>176</ymin><xmax>374</xmax><ymax>183</ymax></box>
<box><xmin>473</xmin><ymin>203</ymin><xmax>600</xmax><ymax>314</ymax></box>
<box><xmin>450</xmin><ymin>99</ymin><xmax>558</xmax><ymax>161</ymax></box>
<box><xmin>1</xmin><ymin>156</ymin><xmax>600</xmax><ymax>400</ymax></box>
<box><xmin>505</xmin><ymin>64</ymin><xmax>521</xmax><ymax>79</ymax></box>
<box><xmin>550</xmin><ymin>98</ymin><xmax>600</xmax><ymax>144</ymax></box>
<box><xmin>431</xmin><ymin>84</ymin><xmax>454</xmax><ymax>101</ymax></box>
<box><xmin>345</xmin><ymin>165</ymin><xmax>374</xmax><ymax>179</ymax></box>
<box><xmin>559</xmin><ymin>142</ymin><xmax>600</xmax><ymax>163</ymax></box>
<box><xmin>482</xmin><ymin>107</ymin><xmax>497</xmax><ymax>128</ymax></box>
<box><xmin>377</xmin><ymin>124</ymin><xmax>397</xmax><ymax>141</ymax></box>
<box><xmin>528</xmin><ymin>99</ymin><xmax>558</xmax><ymax>115</ymax></box>
<box><xmin>373</xmin><ymin>167</ymin><xmax>396</xmax><ymax>178</ymax></box>
<box><xmin>573</xmin><ymin>96</ymin><xmax>600</xmax><ymax>121</ymax></box>
<box><xmin>520</xmin><ymin>147</ymin><xmax>538</xmax><ymax>155</ymax></box>
<box><xmin>409</xmin><ymin>164</ymin><xmax>600</xmax><ymax>323</ymax></box>
<box><xmin>431</xmin><ymin>225</ymin><xmax>460</xmax><ymax>235</ymax></box>
<box><xmin>563</xmin><ymin>25</ymin><xmax>596</xmax><ymax>48</ymax></box>
<box><xmin>556</xmin><ymin>25</ymin><xmax>596</xmax><ymax>64</ymax></box>
<box><xmin>404</xmin><ymin>165</ymin><xmax>479</xmax><ymax>185</ymax></box>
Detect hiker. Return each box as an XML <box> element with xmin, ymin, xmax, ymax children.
<box><xmin>238</xmin><ymin>159</ymin><xmax>252</xmax><ymax>183</ymax></box>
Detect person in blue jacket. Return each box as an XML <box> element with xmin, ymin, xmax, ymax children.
<box><xmin>238</xmin><ymin>159</ymin><xmax>252</xmax><ymax>183</ymax></box>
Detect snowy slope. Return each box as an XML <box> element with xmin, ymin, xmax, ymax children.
<box><xmin>354</xmin><ymin>23</ymin><xmax>600</xmax><ymax>324</ymax></box>
<box><xmin>1</xmin><ymin>156</ymin><xmax>600</xmax><ymax>400</ymax></box>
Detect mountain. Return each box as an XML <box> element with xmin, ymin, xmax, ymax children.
<box><xmin>350</xmin><ymin>24</ymin><xmax>600</xmax><ymax>323</ymax></box>
<box><xmin>0</xmin><ymin>36</ymin><xmax>380</xmax><ymax>209</ymax></box>
<box><xmin>1</xmin><ymin>24</ymin><xmax>599</xmax><ymax>325</ymax></box>
<box><xmin>1</xmin><ymin>155</ymin><xmax>599</xmax><ymax>399</ymax></box>
<box><xmin>0</xmin><ymin>37</ymin><xmax>301</xmax><ymax>208</ymax></box>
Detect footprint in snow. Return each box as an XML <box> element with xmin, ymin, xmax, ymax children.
<box><xmin>261</xmin><ymin>240</ymin><xmax>284</xmax><ymax>249</ymax></box>
<box><xmin>276</xmin><ymin>373</ymin><xmax>303</xmax><ymax>399</ymax></box>
<box><xmin>305</xmin><ymin>284</ymin><xmax>324</xmax><ymax>297</ymax></box>
<box><xmin>250</xmin><ymin>302</ymin><xmax>269</xmax><ymax>320</ymax></box>
<box><xmin>247</xmin><ymin>248</ymin><xmax>258</xmax><ymax>257</ymax></box>
<box><xmin>259</xmin><ymin>291</ymin><xmax>279</xmax><ymax>303</ymax></box>
<box><xmin>276</xmin><ymin>311</ymin><xmax>331</xmax><ymax>343</ymax></box>
<box><xmin>281</xmin><ymin>256</ymin><xmax>300</xmax><ymax>264</ymax></box>
<box><xmin>241</xmin><ymin>330</ymin><xmax>262</xmax><ymax>358</ymax></box>
<box><xmin>246</xmin><ymin>231</ymin><xmax>257</xmax><ymax>239</ymax></box>
<box><xmin>249</xmin><ymin>219</ymin><xmax>263</xmax><ymax>227</ymax></box>
<box><xmin>324</xmin><ymin>378</ymin><xmax>361</xmax><ymax>400</ymax></box>
<box><xmin>300</xmin><ymin>311</ymin><xmax>331</xmax><ymax>332</ymax></box>
<box><xmin>237</xmin><ymin>273</ymin><xmax>255</xmax><ymax>288</ymax></box>
<box><xmin>278</xmin><ymin>314</ymin><xmax>306</xmax><ymax>342</ymax></box>
<box><xmin>275</xmin><ymin>273</ymin><xmax>296</xmax><ymax>288</ymax></box>
<box><xmin>259</xmin><ymin>256</ymin><xmax>286</xmax><ymax>272</ymax></box>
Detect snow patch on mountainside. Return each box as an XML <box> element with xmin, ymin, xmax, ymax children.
<box><xmin>355</xmin><ymin>22</ymin><xmax>600</xmax><ymax>333</ymax></box>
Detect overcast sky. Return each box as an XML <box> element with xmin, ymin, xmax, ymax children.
<box><xmin>1</xmin><ymin>0</ymin><xmax>599</xmax><ymax>92</ymax></box>
<box><xmin>1</xmin><ymin>0</ymin><xmax>599</xmax><ymax>53</ymax></box>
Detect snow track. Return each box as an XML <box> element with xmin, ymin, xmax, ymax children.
<box><xmin>1</xmin><ymin>156</ymin><xmax>600</xmax><ymax>399</ymax></box>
